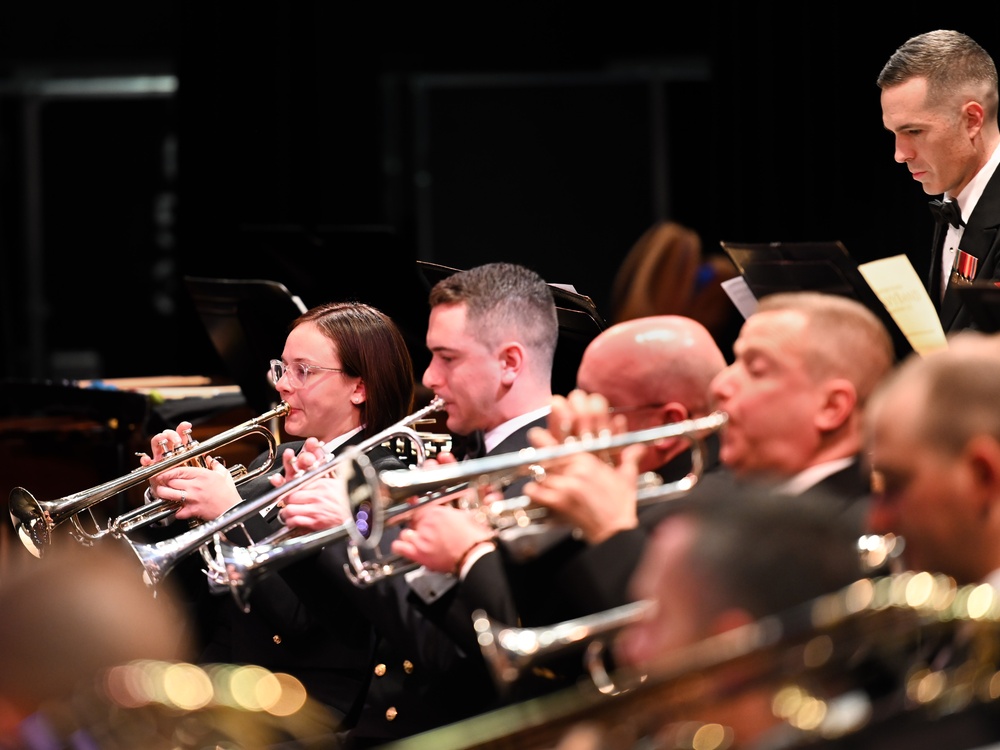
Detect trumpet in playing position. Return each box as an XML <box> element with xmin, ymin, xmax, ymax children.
<box><xmin>197</xmin><ymin>409</ymin><xmax>724</xmax><ymax>597</ymax></box>
<box><xmin>130</xmin><ymin>397</ymin><xmax>445</xmax><ymax>604</ymax></box>
<box><xmin>8</xmin><ymin>402</ymin><xmax>291</xmax><ymax>557</ymax></box>
<box><xmin>342</xmin><ymin>410</ymin><xmax>728</xmax><ymax>585</ymax></box>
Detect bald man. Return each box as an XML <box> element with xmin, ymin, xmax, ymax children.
<box><xmin>514</xmin><ymin>315</ymin><xmax>729</xmax><ymax>624</ymax></box>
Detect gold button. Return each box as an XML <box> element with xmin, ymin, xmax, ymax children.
<box><xmin>385</xmin><ymin>707</ymin><xmax>398</xmax><ymax>721</ymax></box>
<box><xmin>374</xmin><ymin>663</ymin><xmax>387</xmax><ymax>677</ymax></box>
<box><xmin>272</xmin><ymin>635</ymin><xmax>282</xmax><ymax>644</ymax></box>
<box><xmin>402</xmin><ymin>660</ymin><xmax>414</xmax><ymax>674</ymax></box>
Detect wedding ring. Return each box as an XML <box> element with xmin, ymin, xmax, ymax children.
<box><xmin>180</xmin><ymin>491</ymin><xmax>187</xmax><ymax>504</ymax></box>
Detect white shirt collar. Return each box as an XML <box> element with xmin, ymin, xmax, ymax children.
<box><xmin>483</xmin><ymin>405</ymin><xmax>551</xmax><ymax>455</ymax></box>
<box><xmin>323</xmin><ymin>425</ymin><xmax>364</xmax><ymax>454</ymax></box>
<box><xmin>774</xmin><ymin>456</ymin><xmax>857</xmax><ymax>496</ymax></box>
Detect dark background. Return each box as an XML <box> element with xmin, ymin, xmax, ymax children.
<box><xmin>1</xmin><ymin>4</ymin><xmax>996</xmax><ymax>383</ymax></box>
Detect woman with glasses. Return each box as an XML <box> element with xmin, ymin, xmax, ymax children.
<box><xmin>137</xmin><ymin>300</ymin><xmax>416</xmax><ymax>731</ymax></box>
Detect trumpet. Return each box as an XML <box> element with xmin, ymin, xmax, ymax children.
<box><xmin>422</xmin><ymin>572</ymin><xmax>994</xmax><ymax>750</ymax></box>
<box><xmin>9</xmin><ymin>402</ymin><xmax>290</xmax><ymax>557</ymax></box>
<box><xmin>473</xmin><ymin>599</ymin><xmax>656</xmax><ymax>695</ymax></box>
<box><xmin>343</xmin><ymin>411</ymin><xmax>728</xmax><ymax>585</ymax></box>
<box><xmin>127</xmin><ymin>397</ymin><xmax>445</xmax><ymax>600</ymax></box>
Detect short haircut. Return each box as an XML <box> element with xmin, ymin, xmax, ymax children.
<box><xmin>429</xmin><ymin>262</ymin><xmax>559</xmax><ymax>370</ymax></box>
<box><xmin>756</xmin><ymin>292</ymin><xmax>895</xmax><ymax>407</ymax></box>
<box><xmin>877</xmin><ymin>29</ymin><xmax>999</xmax><ymax>122</ymax></box>
<box><xmin>873</xmin><ymin>331</ymin><xmax>1000</xmax><ymax>455</ymax></box>
<box><xmin>293</xmin><ymin>301</ymin><xmax>415</xmax><ymax>440</ymax></box>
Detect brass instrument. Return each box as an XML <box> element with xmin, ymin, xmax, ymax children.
<box><xmin>473</xmin><ymin>599</ymin><xmax>656</xmax><ymax>695</ymax></box>
<box><xmin>343</xmin><ymin>411</ymin><xmax>728</xmax><ymax>585</ymax></box>
<box><xmin>9</xmin><ymin>402</ymin><xmax>290</xmax><ymax>557</ymax></box>
<box><xmin>389</xmin><ymin>572</ymin><xmax>1000</xmax><ymax>750</ymax></box>
<box><xmin>128</xmin><ymin>397</ymin><xmax>445</xmax><ymax>602</ymax></box>
<box><xmin>480</xmin><ymin>433</ymin><xmax>708</xmax><ymax>539</ymax></box>
<box><xmin>472</xmin><ymin>534</ymin><xmax>910</xmax><ymax>695</ymax></box>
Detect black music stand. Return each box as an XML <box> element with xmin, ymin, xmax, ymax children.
<box><xmin>415</xmin><ymin>261</ymin><xmax>607</xmax><ymax>396</ymax></box>
<box><xmin>183</xmin><ymin>277</ymin><xmax>307</xmax><ymax>415</ymax></box>
<box><xmin>720</xmin><ymin>240</ymin><xmax>913</xmax><ymax>362</ymax></box>
<box><xmin>952</xmin><ymin>283</ymin><xmax>1000</xmax><ymax>334</ymax></box>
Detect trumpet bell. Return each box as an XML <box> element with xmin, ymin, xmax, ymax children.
<box><xmin>9</xmin><ymin>486</ymin><xmax>50</xmax><ymax>558</ymax></box>
<box><xmin>473</xmin><ymin>599</ymin><xmax>656</xmax><ymax>693</ymax></box>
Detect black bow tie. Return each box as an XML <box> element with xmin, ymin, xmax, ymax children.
<box><xmin>929</xmin><ymin>199</ymin><xmax>965</xmax><ymax>229</ymax></box>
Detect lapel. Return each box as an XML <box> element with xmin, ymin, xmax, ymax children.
<box><xmin>487</xmin><ymin>415</ymin><xmax>550</xmax><ymax>456</ymax></box>
<box><xmin>940</xmin><ymin>175</ymin><xmax>1000</xmax><ymax>329</ymax></box>
<box><xmin>929</xmin><ymin>218</ymin><xmax>947</xmax><ymax>310</ymax></box>
<box><xmin>487</xmin><ymin>415</ymin><xmax>550</xmax><ymax>499</ymax></box>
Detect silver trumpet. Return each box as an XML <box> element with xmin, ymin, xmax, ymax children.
<box><xmin>473</xmin><ymin>599</ymin><xmax>656</xmax><ymax>695</ymax></box>
<box><xmin>343</xmin><ymin>410</ymin><xmax>728</xmax><ymax>585</ymax></box>
<box><xmin>8</xmin><ymin>402</ymin><xmax>291</xmax><ymax>557</ymax></box>
<box><xmin>128</xmin><ymin>397</ymin><xmax>445</xmax><ymax>600</ymax></box>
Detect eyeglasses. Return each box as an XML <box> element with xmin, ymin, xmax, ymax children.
<box><xmin>269</xmin><ymin>359</ymin><xmax>344</xmax><ymax>388</ymax></box>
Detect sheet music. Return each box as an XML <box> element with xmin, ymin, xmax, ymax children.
<box><xmin>857</xmin><ymin>255</ymin><xmax>948</xmax><ymax>356</ymax></box>
<box><xmin>721</xmin><ymin>275</ymin><xmax>759</xmax><ymax>319</ymax></box>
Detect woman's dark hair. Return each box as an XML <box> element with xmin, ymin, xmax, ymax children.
<box><xmin>293</xmin><ymin>301</ymin><xmax>415</xmax><ymax>440</ymax></box>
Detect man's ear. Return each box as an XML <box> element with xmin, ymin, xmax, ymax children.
<box><xmin>498</xmin><ymin>341</ymin><xmax>525</xmax><ymax>385</ymax></box>
<box><xmin>963</xmin><ymin>434</ymin><xmax>1000</xmax><ymax>518</ymax></box>
<box><xmin>963</xmin><ymin>100</ymin><xmax>986</xmax><ymax>139</ymax></box>
<box><xmin>652</xmin><ymin>402</ymin><xmax>690</xmax><ymax>450</ymax></box>
<box><xmin>815</xmin><ymin>378</ymin><xmax>857</xmax><ymax>432</ymax></box>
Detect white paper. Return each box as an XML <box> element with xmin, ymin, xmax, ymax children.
<box><xmin>857</xmin><ymin>255</ymin><xmax>948</xmax><ymax>356</ymax></box>
<box><xmin>721</xmin><ymin>275</ymin><xmax>759</xmax><ymax>319</ymax></box>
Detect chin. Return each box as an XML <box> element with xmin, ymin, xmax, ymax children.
<box><xmin>282</xmin><ymin>418</ymin><xmax>306</xmax><ymax>438</ymax></box>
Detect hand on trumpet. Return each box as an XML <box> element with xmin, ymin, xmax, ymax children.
<box><xmin>392</xmin><ymin>506</ymin><xmax>497</xmax><ymax>577</ymax></box>
<box><xmin>138</xmin><ymin>421</ymin><xmax>196</xmax><ymax>466</ymax></box>
<box><xmin>142</xmin><ymin>422</ymin><xmax>243</xmax><ymax>521</ymax></box>
<box><xmin>269</xmin><ymin>439</ymin><xmax>353</xmax><ymax>532</ymax></box>
<box><xmin>384</xmin><ymin>451</ymin><xmax>498</xmax><ymax>576</ymax></box>
<box><xmin>521</xmin><ymin>391</ymin><xmax>647</xmax><ymax>544</ymax></box>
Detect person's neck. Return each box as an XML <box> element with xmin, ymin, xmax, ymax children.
<box><xmin>812</xmin><ymin>428</ymin><xmax>861</xmax><ymax>465</ymax></box>
<box><xmin>315</xmin><ymin>419</ymin><xmax>365</xmax><ymax>445</ymax></box>
<box><xmin>488</xmin><ymin>389</ymin><xmax>552</xmax><ymax>431</ymax></box>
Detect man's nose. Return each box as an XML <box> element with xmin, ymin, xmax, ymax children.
<box><xmin>421</xmin><ymin>364</ymin><xmax>438</xmax><ymax>391</ymax></box>
<box><xmin>894</xmin><ymin>138</ymin><xmax>913</xmax><ymax>164</ymax></box>
<box><xmin>709</xmin><ymin>368</ymin><xmax>734</xmax><ymax>403</ymax></box>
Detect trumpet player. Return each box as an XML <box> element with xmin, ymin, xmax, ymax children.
<box><xmin>526</xmin><ymin>293</ymin><xmax>894</xmax><ymax>629</ymax></box>
<box><xmin>606</xmin><ymin>486</ymin><xmax>873</xmax><ymax>749</ymax></box>
<box><xmin>704</xmin><ymin>291</ymin><xmax>894</xmax><ymax>506</ymax></box>
<box><xmin>134</xmin><ymin>301</ymin><xmax>417</xmax><ymax>729</ymax></box>
<box><xmin>272</xmin><ymin>262</ymin><xmax>562</xmax><ymax>747</ymax></box>
<box><xmin>865</xmin><ymin>330</ymin><xmax>1000</xmax><ymax>588</ymax></box>
<box><xmin>816</xmin><ymin>337</ymin><xmax>1000</xmax><ymax>750</ymax></box>
<box><xmin>512</xmin><ymin>314</ymin><xmax>727</xmax><ymax>622</ymax></box>
<box><xmin>372</xmin><ymin>314</ymin><xmax>727</xmax><ymax>706</ymax></box>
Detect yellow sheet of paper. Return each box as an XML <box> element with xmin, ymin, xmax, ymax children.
<box><xmin>858</xmin><ymin>255</ymin><xmax>948</xmax><ymax>356</ymax></box>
